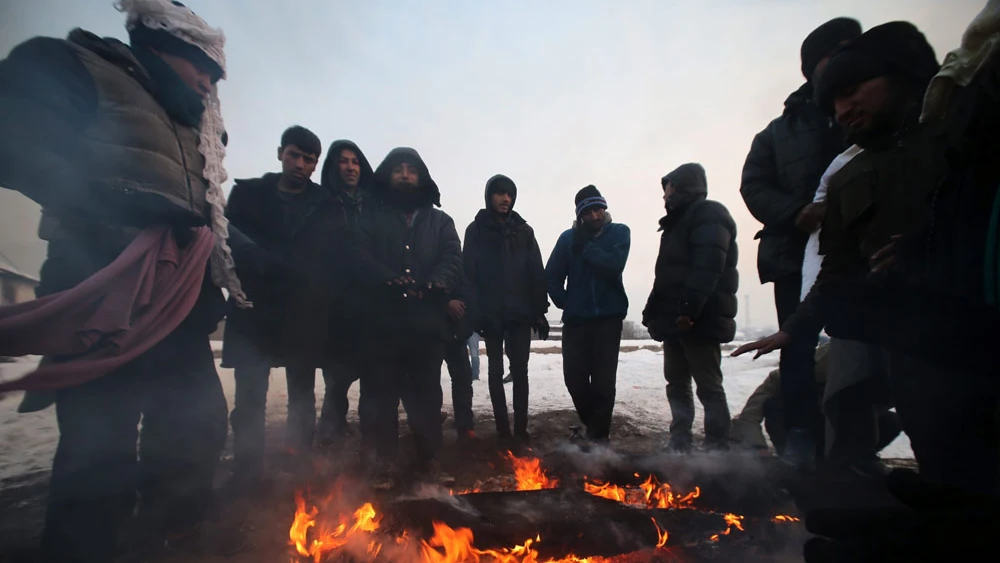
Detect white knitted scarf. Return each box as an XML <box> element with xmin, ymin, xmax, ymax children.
<box><xmin>115</xmin><ymin>0</ymin><xmax>250</xmax><ymax>308</ymax></box>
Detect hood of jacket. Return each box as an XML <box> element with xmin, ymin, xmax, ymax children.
<box><xmin>484</xmin><ymin>173</ymin><xmax>517</xmax><ymax>211</ymax></box>
<box><xmin>372</xmin><ymin>147</ymin><xmax>441</xmax><ymax>208</ymax></box>
<box><xmin>662</xmin><ymin>163</ymin><xmax>708</xmax><ymax>213</ymax></box>
<box><xmin>320</xmin><ymin>139</ymin><xmax>374</xmax><ymax>200</ymax></box>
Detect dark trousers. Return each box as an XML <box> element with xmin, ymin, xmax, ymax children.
<box><xmin>444</xmin><ymin>338</ymin><xmax>475</xmax><ymax>433</ymax></box>
<box><xmin>319</xmin><ymin>362</ymin><xmax>359</xmax><ymax>438</ymax></box>
<box><xmin>889</xmin><ymin>353</ymin><xmax>1000</xmax><ymax>495</ymax></box>
<box><xmin>824</xmin><ymin>339</ymin><xmax>893</xmax><ymax>464</ymax></box>
<box><xmin>359</xmin><ymin>334</ymin><xmax>446</xmax><ymax>463</ymax></box>
<box><xmin>41</xmin><ymin>321</ymin><xmax>227</xmax><ymax>563</ymax></box>
<box><xmin>774</xmin><ymin>273</ymin><xmax>821</xmax><ymax>431</ymax></box>
<box><xmin>663</xmin><ymin>336</ymin><xmax>731</xmax><ymax>447</ymax></box>
<box><xmin>231</xmin><ymin>359</ymin><xmax>270</xmax><ymax>478</ymax></box>
<box><xmin>285</xmin><ymin>363</ymin><xmax>318</xmax><ymax>454</ymax></box>
<box><xmin>562</xmin><ymin>318</ymin><xmax>622</xmax><ymax>441</ymax></box>
<box><xmin>485</xmin><ymin>323</ymin><xmax>532</xmax><ymax>436</ymax></box>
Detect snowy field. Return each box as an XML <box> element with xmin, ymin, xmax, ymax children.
<box><xmin>0</xmin><ymin>343</ymin><xmax>912</xmax><ymax>482</ymax></box>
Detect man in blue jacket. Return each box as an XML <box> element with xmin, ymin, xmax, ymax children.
<box><xmin>546</xmin><ymin>185</ymin><xmax>630</xmax><ymax>443</ymax></box>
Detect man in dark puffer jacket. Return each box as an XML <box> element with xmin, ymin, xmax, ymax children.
<box><xmin>740</xmin><ymin>17</ymin><xmax>861</xmax><ymax>467</ymax></box>
<box><xmin>350</xmin><ymin>147</ymin><xmax>463</xmax><ymax>487</ymax></box>
<box><xmin>643</xmin><ymin>163</ymin><xmax>738</xmax><ymax>452</ymax></box>
<box><xmin>463</xmin><ymin>175</ymin><xmax>549</xmax><ymax>443</ymax></box>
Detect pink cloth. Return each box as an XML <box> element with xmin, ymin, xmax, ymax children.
<box><xmin>0</xmin><ymin>226</ymin><xmax>213</xmax><ymax>392</ymax></box>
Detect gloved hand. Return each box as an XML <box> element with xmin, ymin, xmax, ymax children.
<box><xmin>533</xmin><ymin>316</ymin><xmax>550</xmax><ymax>340</ymax></box>
<box><xmin>572</xmin><ymin>225</ymin><xmax>596</xmax><ymax>254</ymax></box>
<box><xmin>643</xmin><ymin>318</ymin><xmax>664</xmax><ymax>342</ymax></box>
<box><xmin>803</xmin><ymin>468</ymin><xmax>1000</xmax><ymax>563</ymax></box>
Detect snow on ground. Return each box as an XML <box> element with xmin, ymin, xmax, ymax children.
<box><xmin>0</xmin><ymin>344</ymin><xmax>912</xmax><ymax>482</ymax></box>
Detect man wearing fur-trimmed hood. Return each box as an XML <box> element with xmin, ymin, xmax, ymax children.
<box><xmin>0</xmin><ymin>0</ymin><xmax>244</xmax><ymax>559</ymax></box>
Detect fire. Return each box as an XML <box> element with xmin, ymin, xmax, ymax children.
<box><xmin>651</xmin><ymin>518</ymin><xmax>669</xmax><ymax>548</ymax></box>
<box><xmin>709</xmin><ymin>513</ymin><xmax>745</xmax><ymax>542</ymax></box>
<box><xmin>290</xmin><ymin>492</ymin><xmax>605</xmax><ymax>562</ymax></box>
<box><xmin>289</xmin><ymin>492</ymin><xmax>381</xmax><ymax>563</ymax></box>
<box><xmin>583</xmin><ymin>475</ymin><xmax>700</xmax><ymax>510</ymax></box>
<box><xmin>505</xmin><ymin>451</ymin><xmax>560</xmax><ymax>491</ymax></box>
<box><xmin>772</xmin><ymin>515</ymin><xmax>800</xmax><ymax>523</ymax></box>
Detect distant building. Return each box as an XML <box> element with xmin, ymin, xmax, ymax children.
<box><xmin>0</xmin><ymin>255</ymin><xmax>38</xmax><ymax>305</ymax></box>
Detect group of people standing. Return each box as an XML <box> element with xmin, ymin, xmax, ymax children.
<box><xmin>217</xmin><ymin>125</ymin><xmax>643</xmax><ymax>490</ymax></box>
<box><xmin>0</xmin><ymin>0</ymin><xmax>998</xmax><ymax>561</ymax></box>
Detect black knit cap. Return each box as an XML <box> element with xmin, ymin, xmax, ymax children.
<box><xmin>814</xmin><ymin>21</ymin><xmax>939</xmax><ymax>115</ymax></box>
<box><xmin>574</xmin><ymin>184</ymin><xmax>607</xmax><ymax>217</ymax></box>
<box><xmin>129</xmin><ymin>23</ymin><xmax>224</xmax><ymax>82</ymax></box>
<box><xmin>801</xmin><ymin>17</ymin><xmax>863</xmax><ymax>80</ymax></box>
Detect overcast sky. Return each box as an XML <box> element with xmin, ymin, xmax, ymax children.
<box><xmin>0</xmin><ymin>0</ymin><xmax>983</xmax><ymax>327</ymax></box>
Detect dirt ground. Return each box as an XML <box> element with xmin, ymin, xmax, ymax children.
<box><xmin>0</xmin><ymin>409</ymin><xmax>916</xmax><ymax>563</ymax></box>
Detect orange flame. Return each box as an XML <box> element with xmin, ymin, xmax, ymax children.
<box><xmin>651</xmin><ymin>518</ymin><xmax>669</xmax><ymax>548</ymax></box>
<box><xmin>505</xmin><ymin>451</ymin><xmax>560</xmax><ymax>491</ymax></box>
<box><xmin>289</xmin><ymin>493</ymin><xmax>381</xmax><ymax>562</ymax></box>
<box><xmin>709</xmin><ymin>513</ymin><xmax>744</xmax><ymax>542</ymax></box>
<box><xmin>583</xmin><ymin>475</ymin><xmax>700</xmax><ymax>510</ymax></box>
<box><xmin>772</xmin><ymin>515</ymin><xmax>801</xmax><ymax>523</ymax></box>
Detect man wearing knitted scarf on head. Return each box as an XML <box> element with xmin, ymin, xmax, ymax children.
<box><xmin>0</xmin><ymin>1</ymin><xmax>248</xmax><ymax>560</ymax></box>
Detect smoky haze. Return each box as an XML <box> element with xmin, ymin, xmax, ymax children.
<box><xmin>0</xmin><ymin>0</ymin><xmax>982</xmax><ymax>328</ymax></box>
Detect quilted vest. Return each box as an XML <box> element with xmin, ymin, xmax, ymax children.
<box><xmin>65</xmin><ymin>38</ymin><xmax>209</xmax><ymax>227</ymax></box>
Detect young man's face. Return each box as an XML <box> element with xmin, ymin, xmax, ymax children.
<box><xmin>152</xmin><ymin>50</ymin><xmax>216</xmax><ymax>98</ymax></box>
<box><xmin>278</xmin><ymin>144</ymin><xmax>319</xmax><ymax>186</ymax></box>
<box><xmin>490</xmin><ymin>191</ymin><xmax>512</xmax><ymax>215</ymax></box>
<box><xmin>833</xmin><ymin>76</ymin><xmax>898</xmax><ymax>144</ymax></box>
<box><xmin>390</xmin><ymin>162</ymin><xmax>420</xmax><ymax>190</ymax></box>
<box><xmin>580</xmin><ymin>207</ymin><xmax>606</xmax><ymax>230</ymax></box>
<box><xmin>338</xmin><ymin>149</ymin><xmax>362</xmax><ymax>188</ymax></box>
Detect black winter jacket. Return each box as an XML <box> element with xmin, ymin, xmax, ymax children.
<box><xmin>464</xmin><ymin>207</ymin><xmax>548</xmax><ymax>333</ymax></box>
<box><xmin>642</xmin><ymin>197</ymin><xmax>739</xmax><ymax>343</ymax></box>
<box><xmin>222</xmin><ymin>174</ymin><xmax>340</xmax><ymax>367</ymax></box>
<box><xmin>350</xmin><ymin>148</ymin><xmax>463</xmax><ymax>339</ymax></box>
<box><xmin>740</xmin><ymin>82</ymin><xmax>847</xmax><ymax>283</ymax></box>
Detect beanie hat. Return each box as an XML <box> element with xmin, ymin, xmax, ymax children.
<box><xmin>115</xmin><ymin>0</ymin><xmax>249</xmax><ymax>308</ymax></box>
<box><xmin>661</xmin><ymin>163</ymin><xmax>708</xmax><ymax>196</ymax></box>
<box><xmin>485</xmin><ymin>174</ymin><xmax>517</xmax><ymax>209</ymax></box>
<box><xmin>815</xmin><ymin>21</ymin><xmax>940</xmax><ymax>115</ymax></box>
<box><xmin>801</xmin><ymin>17</ymin><xmax>863</xmax><ymax>80</ymax></box>
<box><xmin>574</xmin><ymin>185</ymin><xmax>607</xmax><ymax>217</ymax></box>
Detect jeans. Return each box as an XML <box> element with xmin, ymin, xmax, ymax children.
<box><xmin>562</xmin><ymin>318</ymin><xmax>622</xmax><ymax>441</ymax></box>
<box><xmin>467</xmin><ymin>333</ymin><xmax>481</xmax><ymax>380</ymax></box>
<box><xmin>444</xmin><ymin>338</ymin><xmax>475</xmax><ymax>432</ymax></box>
<box><xmin>485</xmin><ymin>324</ymin><xmax>532</xmax><ymax>436</ymax></box>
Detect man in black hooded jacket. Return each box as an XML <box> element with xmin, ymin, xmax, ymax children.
<box><xmin>316</xmin><ymin>139</ymin><xmax>374</xmax><ymax>442</ymax></box>
<box><xmin>463</xmin><ymin>175</ymin><xmax>549</xmax><ymax>442</ymax></box>
<box><xmin>351</xmin><ymin>147</ymin><xmax>463</xmax><ymax>486</ymax></box>
<box><xmin>642</xmin><ymin>163</ymin><xmax>739</xmax><ymax>452</ymax></box>
<box><xmin>740</xmin><ymin>17</ymin><xmax>862</xmax><ymax>467</ymax></box>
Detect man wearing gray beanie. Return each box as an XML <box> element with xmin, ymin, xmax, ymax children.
<box><xmin>739</xmin><ymin>17</ymin><xmax>862</xmax><ymax>470</ymax></box>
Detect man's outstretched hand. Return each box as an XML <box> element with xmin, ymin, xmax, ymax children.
<box><xmin>731</xmin><ymin>331</ymin><xmax>791</xmax><ymax>359</ymax></box>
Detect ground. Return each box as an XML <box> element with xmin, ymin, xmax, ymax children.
<box><xmin>0</xmin><ymin>343</ymin><xmax>914</xmax><ymax>561</ymax></box>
